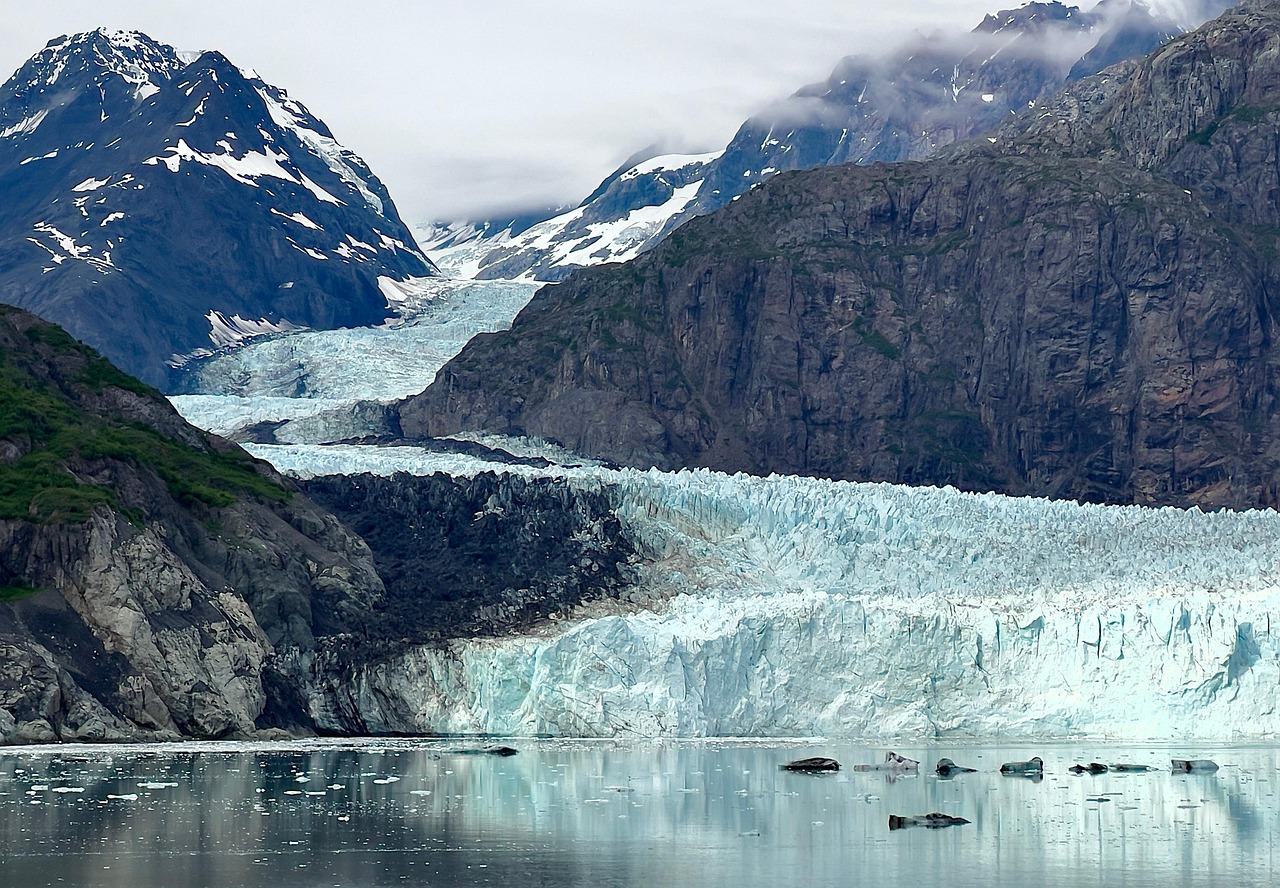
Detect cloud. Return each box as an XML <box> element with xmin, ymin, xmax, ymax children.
<box><xmin>0</xmin><ymin>0</ymin><xmax>1237</xmax><ymax>225</ymax></box>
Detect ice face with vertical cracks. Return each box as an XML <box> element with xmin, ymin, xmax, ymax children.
<box><xmin>250</xmin><ymin>444</ymin><xmax>1280</xmax><ymax>740</ymax></box>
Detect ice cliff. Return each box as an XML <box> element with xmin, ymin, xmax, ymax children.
<box><xmin>252</xmin><ymin>444</ymin><xmax>1280</xmax><ymax>740</ymax></box>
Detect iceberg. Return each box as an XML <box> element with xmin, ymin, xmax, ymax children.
<box><xmin>250</xmin><ymin>443</ymin><xmax>1280</xmax><ymax>740</ymax></box>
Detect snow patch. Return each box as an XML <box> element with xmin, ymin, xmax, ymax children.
<box><xmin>0</xmin><ymin>109</ymin><xmax>49</xmax><ymax>139</ymax></box>
<box><xmin>270</xmin><ymin>209</ymin><xmax>322</xmax><ymax>230</ymax></box>
<box><xmin>203</xmin><ymin>310</ymin><xmax>299</xmax><ymax>349</ymax></box>
<box><xmin>72</xmin><ymin>176</ymin><xmax>110</xmax><ymax>192</ymax></box>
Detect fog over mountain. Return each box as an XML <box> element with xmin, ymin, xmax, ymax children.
<box><xmin>1</xmin><ymin>1</ymin><xmax>1225</xmax><ymax>225</ymax></box>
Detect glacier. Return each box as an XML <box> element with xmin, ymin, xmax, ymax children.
<box><xmin>250</xmin><ymin>443</ymin><xmax>1280</xmax><ymax>740</ymax></box>
<box><xmin>162</xmin><ymin>261</ymin><xmax>1280</xmax><ymax>742</ymax></box>
<box><xmin>170</xmin><ymin>278</ymin><xmax>537</xmax><ymax>439</ymax></box>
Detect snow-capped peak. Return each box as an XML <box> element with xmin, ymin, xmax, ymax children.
<box><xmin>13</xmin><ymin>29</ymin><xmax>186</xmax><ymax>97</ymax></box>
<box><xmin>0</xmin><ymin>27</ymin><xmax>436</xmax><ymax>387</ymax></box>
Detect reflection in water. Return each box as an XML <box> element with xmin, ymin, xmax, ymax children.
<box><xmin>0</xmin><ymin>741</ymin><xmax>1275</xmax><ymax>887</ymax></box>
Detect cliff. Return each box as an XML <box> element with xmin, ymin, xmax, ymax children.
<box><xmin>0</xmin><ymin>305</ymin><xmax>383</xmax><ymax>742</ymax></box>
<box><xmin>400</xmin><ymin>0</ymin><xmax>1280</xmax><ymax>509</ymax></box>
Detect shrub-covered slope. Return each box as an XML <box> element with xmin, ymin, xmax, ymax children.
<box><xmin>0</xmin><ymin>305</ymin><xmax>384</xmax><ymax>742</ymax></box>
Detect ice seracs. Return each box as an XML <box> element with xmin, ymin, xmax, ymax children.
<box><xmin>243</xmin><ymin>441</ymin><xmax>1280</xmax><ymax>741</ymax></box>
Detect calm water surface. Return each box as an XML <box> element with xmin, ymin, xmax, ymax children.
<box><xmin>0</xmin><ymin>739</ymin><xmax>1275</xmax><ymax>887</ymax></box>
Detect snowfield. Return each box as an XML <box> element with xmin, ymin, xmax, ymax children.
<box><xmin>250</xmin><ymin>443</ymin><xmax>1280</xmax><ymax>740</ymax></box>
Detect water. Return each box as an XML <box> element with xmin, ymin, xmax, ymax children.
<box><xmin>1</xmin><ymin>740</ymin><xmax>1276</xmax><ymax>887</ymax></box>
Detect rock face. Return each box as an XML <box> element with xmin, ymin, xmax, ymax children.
<box><xmin>0</xmin><ymin>29</ymin><xmax>435</xmax><ymax>388</ymax></box>
<box><xmin>0</xmin><ymin>306</ymin><xmax>384</xmax><ymax>742</ymax></box>
<box><xmin>299</xmin><ymin>472</ymin><xmax>637</xmax><ymax>640</ymax></box>
<box><xmin>293</xmin><ymin>471</ymin><xmax>641</xmax><ymax>734</ymax></box>
<box><xmin>401</xmin><ymin>0</ymin><xmax>1280</xmax><ymax>510</ymax></box>
<box><xmin>424</xmin><ymin>1</ymin><xmax>1227</xmax><ymax>283</ymax></box>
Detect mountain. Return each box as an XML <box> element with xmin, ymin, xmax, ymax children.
<box><xmin>418</xmin><ymin>150</ymin><xmax>721</xmax><ymax>281</ymax></box>
<box><xmin>424</xmin><ymin>0</ymin><xmax>1227</xmax><ymax>283</ymax></box>
<box><xmin>0</xmin><ymin>305</ymin><xmax>650</xmax><ymax>742</ymax></box>
<box><xmin>0</xmin><ymin>304</ymin><xmax>393</xmax><ymax>742</ymax></box>
<box><xmin>398</xmin><ymin>0</ymin><xmax>1280</xmax><ymax>511</ymax></box>
<box><xmin>0</xmin><ymin>29</ymin><xmax>435</xmax><ymax>389</ymax></box>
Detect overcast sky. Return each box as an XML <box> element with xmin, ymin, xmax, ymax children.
<box><xmin>0</xmin><ymin>1</ymin><xmax>1205</xmax><ymax>226</ymax></box>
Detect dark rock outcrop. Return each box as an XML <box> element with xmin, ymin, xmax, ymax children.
<box><xmin>298</xmin><ymin>471</ymin><xmax>640</xmax><ymax>646</ymax></box>
<box><xmin>400</xmin><ymin>0</ymin><xmax>1280</xmax><ymax>510</ymax></box>
<box><xmin>0</xmin><ymin>305</ymin><xmax>384</xmax><ymax>743</ymax></box>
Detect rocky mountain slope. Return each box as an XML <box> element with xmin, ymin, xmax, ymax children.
<box><xmin>0</xmin><ymin>304</ymin><xmax>392</xmax><ymax>742</ymax></box>
<box><xmin>0</xmin><ymin>306</ymin><xmax>652</xmax><ymax>741</ymax></box>
<box><xmin>400</xmin><ymin>0</ymin><xmax>1280</xmax><ymax>510</ymax></box>
<box><xmin>423</xmin><ymin>0</ymin><xmax>1228</xmax><ymax>283</ymax></box>
<box><xmin>0</xmin><ymin>29</ymin><xmax>435</xmax><ymax>389</ymax></box>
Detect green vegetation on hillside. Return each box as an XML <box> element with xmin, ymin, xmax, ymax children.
<box><xmin>0</xmin><ymin>582</ymin><xmax>41</xmax><ymax>602</ymax></box>
<box><xmin>0</xmin><ymin>316</ymin><xmax>287</xmax><ymax>524</ymax></box>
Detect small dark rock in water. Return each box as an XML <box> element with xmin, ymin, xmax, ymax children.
<box><xmin>935</xmin><ymin>758</ymin><xmax>977</xmax><ymax>777</ymax></box>
<box><xmin>1171</xmin><ymin>758</ymin><xmax>1219</xmax><ymax>773</ymax></box>
<box><xmin>889</xmin><ymin>812</ymin><xmax>971</xmax><ymax>830</ymax></box>
<box><xmin>1069</xmin><ymin>762</ymin><xmax>1109</xmax><ymax>775</ymax></box>
<box><xmin>1000</xmin><ymin>756</ymin><xmax>1044</xmax><ymax>776</ymax></box>
<box><xmin>1110</xmin><ymin>763</ymin><xmax>1155</xmax><ymax>772</ymax></box>
<box><xmin>449</xmin><ymin>746</ymin><xmax>519</xmax><ymax>756</ymax></box>
<box><xmin>781</xmin><ymin>756</ymin><xmax>840</xmax><ymax>772</ymax></box>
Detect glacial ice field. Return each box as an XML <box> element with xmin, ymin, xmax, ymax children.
<box><xmin>169</xmin><ymin>277</ymin><xmax>538</xmax><ymax>438</ymax></box>
<box><xmin>249</xmin><ymin>442</ymin><xmax>1280</xmax><ymax>741</ymax></box>
<box><xmin>164</xmin><ymin>271</ymin><xmax>1280</xmax><ymax>741</ymax></box>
